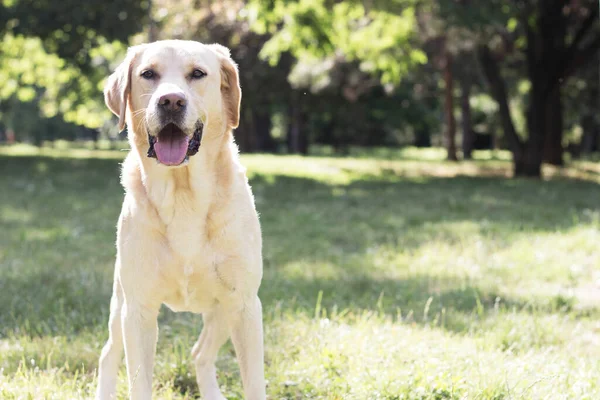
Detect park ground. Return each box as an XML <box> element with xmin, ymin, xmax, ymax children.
<box><xmin>0</xmin><ymin>144</ymin><xmax>599</xmax><ymax>399</ymax></box>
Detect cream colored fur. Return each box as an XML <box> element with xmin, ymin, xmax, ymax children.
<box><xmin>95</xmin><ymin>40</ymin><xmax>265</xmax><ymax>400</ymax></box>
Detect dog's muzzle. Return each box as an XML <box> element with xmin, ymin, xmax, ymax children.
<box><xmin>147</xmin><ymin>120</ymin><xmax>203</xmax><ymax>166</ymax></box>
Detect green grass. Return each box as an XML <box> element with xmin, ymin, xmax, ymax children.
<box><xmin>1</xmin><ymin>144</ymin><xmax>600</xmax><ymax>399</ymax></box>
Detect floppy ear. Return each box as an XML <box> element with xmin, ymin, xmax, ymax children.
<box><xmin>104</xmin><ymin>46</ymin><xmax>142</xmax><ymax>131</ymax></box>
<box><xmin>209</xmin><ymin>44</ymin><xmax>241</xmax><ymax>129</ymax></box>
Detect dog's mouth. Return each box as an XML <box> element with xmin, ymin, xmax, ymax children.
<box><xmin>147</xmin><ymin>122</ymin><xmax>203</xmax><ymax>166</ymax></box>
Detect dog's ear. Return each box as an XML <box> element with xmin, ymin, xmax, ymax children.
<box><xmin>209</xmin><ymin>44</ymin><xmax>241</xmax><ymax>129</ymax></box>
<box><xmin>104</xmin><ymin>46</ymin><xmax>143</xmax><ymax>131</ymax></box>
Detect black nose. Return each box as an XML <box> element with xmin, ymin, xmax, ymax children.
<box><xmin>158</xmin><ymin>92</ymin><xmax>187</xmax><ymax>112</ymax></box>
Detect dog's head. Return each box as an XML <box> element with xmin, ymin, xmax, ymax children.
<box><xmin>105</xmin><ymin>40</ymin><xmax>240</xmax><ymax>166</ymax></box>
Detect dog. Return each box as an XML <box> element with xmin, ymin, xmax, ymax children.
<box><xmin>95</xmin><ymin>40</ymin><xmax>265</xmax><ymax>400</ymax></box>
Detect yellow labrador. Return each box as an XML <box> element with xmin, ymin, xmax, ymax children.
<box><xmin>95</xmin><ymin>40</ymin><xmax>265</xmax><ymax>400</ymax></box>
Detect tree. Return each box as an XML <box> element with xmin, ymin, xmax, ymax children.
<box><xmin>246</xmin><ymin>0</ymin><xmax>429</xmax><ymax>152</ymax></box>
<box><xmin>442</xmin><ymin>0</ymin><xmax>600</xmax><ymax>176</ymax></box>
<box><xmin>571</xmin><ymin>53</ymin><xmax>600</xmax><ymax>155</ymax></box>
<box><xmin>415</xmin><ymin>3</ymin><xmax>477</xmax><ymax>161</ymax></box>
<box><xmin>0</xmin><ymin>0</ymin><xmax>149</xmax><ymax>131</ymax></box>
<box><xmin>1</xmin><ymin>0</ymin><xmax>148</xmax><ymax>68</ymax></box>
<box><xmin>459</xmin><ymin>54</ymin><xmax>475</xmax><ymax>159</ymax></box>
<box><xmin>441</xmin><ymin>47</ymin><xmax>458</xmax><ymax>160</ymax></box>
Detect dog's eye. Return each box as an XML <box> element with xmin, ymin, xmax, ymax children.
<box><xmin>191</xmin><ymin>69</ymin><xmax>207</xmax><ymax>79</ymax></box>
<box><xmin>141</xmin><ymin>70</ymin><xmax>155</xmax><ymax>80</ymax></box>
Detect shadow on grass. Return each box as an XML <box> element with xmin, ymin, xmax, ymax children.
<box><xmin>259</xmin><ymin>273</ymin><xmax>535</xmax><ymax>332</ymax></box>
<box><xmin>1</xmin><ymin>155</ymin><xmax>599</xmax><ymax>340</ymax></box>
<box><xmin>252</xmin><ymin>171</ymin><xmax>600</xmax><ymax>263</ymax></box>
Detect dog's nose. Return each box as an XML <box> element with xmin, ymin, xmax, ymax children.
<box><xmin>158</xmin><ymin>92</ymin><xmax>187</xmax><ymax>112</ymax></box>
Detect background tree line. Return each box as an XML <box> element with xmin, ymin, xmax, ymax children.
<box><xmin>1</xmin><ymin>0</ymin><xmax>599</xmax><ymax>177</ymax></box>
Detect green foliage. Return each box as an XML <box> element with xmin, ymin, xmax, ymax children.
<box><xmin>248</xmin><ymin>0</ymin><xmax>427</xmax><ymax>84</ymax></box>
<box><xmin>240</xmin><ymin>0</ymin><xmax>437</xmax><ymax>150</ymax></box>
<box><xmin>0</xmin><ymin>0</ymin><xmax>146</xmax><ymax>130</ymax></box>
<box><xmin>0</xmin><ymin>95</ymin><xmax>102</xmax><ymax>145</ymax></box>
<box><xmin>303</xmin><ymin>77</ymin><xmax>441</xmax><ymax>150</ymax></box>
<box><xmin>435</xmin><ymin>0</ymin><xmax>514</xmax><ymax>33</ymax></box>
<box><xmin>1</xmin><ymin>0</ymin><xmax>148</xmax><ymax>67</ymax></box>
<box><xmin>1</xmin><ymin>0</ymin><xmax>597</xmax><ymax>155</ymax></box>
<box><xmin>0</xmin><ymin>33</ymin><xmax>125</xmax><ymax>128</ymax></box>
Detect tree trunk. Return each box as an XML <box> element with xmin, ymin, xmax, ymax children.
<box><xmin>254</xmin><ymin>110</ymin><xmax>275</xmax><ymax>152</ymax></box>
<box><xmin>581</xmin><ymin>108</ymin><xmax>599</xmax><ymax>155</ymax></box>
<box><xmin>522</xmin><ymin>58</ymin><xmax>546</xmax><ymax>177</ymax></box>
<box><xmin>460</xmin><ymin>75</ymin><xmax>474</xmax><ymax>159</ymax></box>
<box><xmin>513</xmin><ymin>6</ymin><xmax>562</xmax><ymax>179</ymax></box>
<box><xmin>414</xmin><ymin>126</ymin><xmax>431</xmax><ymax>147</ymax></box>
<box><xmin>478</xmin><ymin>45</ymin><xmax>526</xmax><ymax>175</ymax></box>
<box><xmin>442</xmin><ymin>51</ymin><xmax>458</xmax><ymax>161</ymax></box>
<box><xmin>580</xmin><ymin>71</ymin><xmax>599</xmax><ymax>154</ymax></box>
<box><xmin>90</xmin><ymin>128</ymin><xmax>99</xmax><ymax>149</ymax></box>
<box><xmin>287</xmin><ymin>92</ymin><xmax>308</xmax><ymax>154</ymax></box>
<box><xmin>580</xmin><ymin>117</ymin><xmax>598</xmax><ymax>154</ymax></box>
<box><xmin>148</xmin><ymin>0</ymin><xmax>158</xmax><ymax>42</ymax></box>
<box><xmin>540</xmin><ymin>0</ymin><xmax>566</xmax><ymax>166</ymax></box>
<box><xmin>543</xmin><ymin>86</ymin><xmax>564</xmax><ymax>165</ymax></box>
<box><xmin>321</xmin><ymin>117</ymin><xmax>340</xmax><ymax>150</ymax></box>
<box><xmin>236</xmin><ymin>110</ymin><xmax>257</xmax><ymax>153</ymax></box>
<box><xmin>520</xmin><ymin>104</ymin><xmax>545</xmax><ymax>178</ymax></box>
<box><xmin>514</xmin><ymin>150</ymin><xmax>543</xmax><ymax>177</ymax></box>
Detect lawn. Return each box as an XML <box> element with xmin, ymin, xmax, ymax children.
<box><xmin>0</xmin><ymin>145</ymin><xmax>599</xmax><ymax>399</ymax></box>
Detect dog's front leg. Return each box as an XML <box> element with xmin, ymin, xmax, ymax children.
<box><xmin>121</xmin><ymin>300</ymin><xmax>159</xmax><ymax>399</ymax></box>
<box><xmin>96</xmin><ymin>278</ymin><xmax>125</xmax><ymax>400</ymax></box>
<box><xmin>228</xmin><ymin>295</ymin><xmax>266</xmax><ymax>400</ymax></box>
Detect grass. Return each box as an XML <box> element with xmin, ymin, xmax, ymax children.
<box><xmin>0</xmin><ymin>144</ymin><xmax>599</xmax><ymax>399</ymax></box>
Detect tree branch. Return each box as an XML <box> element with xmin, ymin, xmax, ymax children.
<box><xmin>554</xmin><ymin>7</ymin><xmax>600</xmax><ymax>86</ymax></box>
<box><xmin>562</xmin><ymin>32</ymin><xmax>600</xmax><ymax>81</ymax></box>
<box><xmin>477</xmin><ymin>45</ymin><xmax>524</xmax><ymax>154</ymax></box>
<box><xmin>567</xmin><ymin>6</ymin><xmax>598</xmax><ymax>58</ymax></box>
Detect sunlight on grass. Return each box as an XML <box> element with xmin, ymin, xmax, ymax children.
<box><xmin>1</xmin><ymin>146</ymin><xmax>599</xmax><ymax>398</ymax></box>
<box><xmin>0</xmin><ymin>143</ymin><xmax>128</xmax><ymax>160</ymax></box>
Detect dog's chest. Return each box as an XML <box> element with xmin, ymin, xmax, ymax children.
<box><xmin>144</xmin><ymin>170</ymin><xmax>240</xmax><ymax>313</ymax></box>
<box><xmin>158</xmin><ymin>202</ymin><xmax>230</xmax><ymax>313</ymax></box>
<box><xmin>162</xmin><ymin>259</ymin><xmax>225</xmax><ymax>314</ymax></box>
<box><xmin>160</xmin><ymin>232</ymin><xmax>228</xmax><ymax>313</ymax></box>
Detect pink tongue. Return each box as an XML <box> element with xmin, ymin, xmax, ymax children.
<box><xmin>154</xmin><ymin>131</ymin><xmax>189</xmax><ymax>166</ymax></box>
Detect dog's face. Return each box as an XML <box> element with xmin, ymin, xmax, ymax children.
<box><xmin>104</xmin><ymin>40</ymin><xmax>241</xmax><ymax>166</ymax></box>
